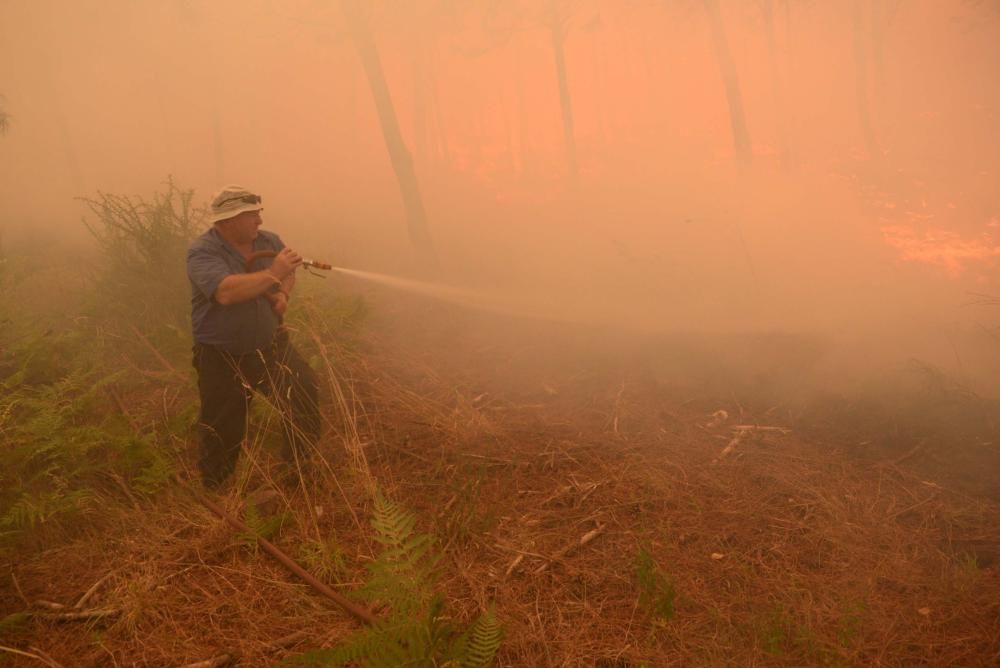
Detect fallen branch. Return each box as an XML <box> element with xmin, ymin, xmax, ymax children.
<box><xmin>38</xmin><ymin>608</ymin><xmax>120</xmax><ymax>622</ymax></box>
<box><xmin>32</xmin><ymin>600</ymin><xmax>65</xmax><ymax>611</ymax></box>
<box><xmin>0</xmin><ymin>645</ymin><xmax>52</xmax><ymax>666</ymax></box>
<box><xmin>504</xmin><ymin>554</ymin><xmax>524</xmax><ymax>578</ymax></box>
<box><xmin>180</xmin><ymin>654</ymin><xmax>233</xmax><ymax>668</ymax></box>
<box><xmin>713</xmin><ymin>425</ymin><xmax>791</xmax><ymax>464</ymax></box>
<box><xmin>533</xmin><ymin>524</ymin><xmax>606</xmax><ymax>574</ymax></box>
<box><xmin>266</xmin><ymin>630</ymin><xmax>312</xmax><ymax>651</ymax></box>
<box><xmin>713</xmin><ymin>430</ymin><xmax>748</xmax><ymax>464</ymax></box>
<box><xmin>27</xmin><ymin>646</ymin><xmax>66</xmax><ymax>668</ymax></box>
<box><xmin>76</xmin><ymin>571</ymin><xmax>115</xmax><ymax>609</ymax></box>
<box><xmin>127</xmin><ymin>324</ymin><xmax>184</xmax><ymax>379</ymax></box>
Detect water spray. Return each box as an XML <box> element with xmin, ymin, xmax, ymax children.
<box><xmin>244</xmin><ymin>250</ymin><xmax>587</xmax><ymax>324</ymax></box>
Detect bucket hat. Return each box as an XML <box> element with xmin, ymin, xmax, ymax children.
<box><xmin>209</xmin><ymin>185</ymin><xmax>263</xmax><ymax>223</ymax></box>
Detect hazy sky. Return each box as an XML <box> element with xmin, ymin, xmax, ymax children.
<box><xmin>2</xmin><ymin>0</ymin><xmax>999</xmax><ymax>388</ymax></box>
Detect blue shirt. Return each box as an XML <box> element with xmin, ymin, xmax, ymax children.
<box><xmin>187</xmin><ymin>227</ymin><xmax>285</xmax><ymax>355</ymax></box>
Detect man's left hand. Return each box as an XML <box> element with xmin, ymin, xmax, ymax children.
<box><xmin>267</xmin><ymin>291</ymin><xmax>289</xmax><ymax>316</ymax></box>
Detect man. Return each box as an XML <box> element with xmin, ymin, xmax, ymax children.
<box><xmin>187</xmin><ymin>185</ymin><xmax>320</xmax><ymax>489</ymax></box>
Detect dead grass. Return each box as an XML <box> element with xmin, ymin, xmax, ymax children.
<box><xmin>2</xmin><ymin>307</ymin><xmax>999</xmax><ymax>667</ymax></box>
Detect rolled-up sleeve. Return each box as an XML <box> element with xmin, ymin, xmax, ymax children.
<box><xmin>187</xmin><ymin>244</ymin><xmax>231</xmax><ymax>302</ymax></box>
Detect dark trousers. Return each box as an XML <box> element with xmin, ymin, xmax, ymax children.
<box><xmin>192</xmin><ymin>337</ymin><xmax>320</xmax><ymax>488</ymax></box>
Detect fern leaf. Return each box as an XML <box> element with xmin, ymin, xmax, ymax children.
<box><xmin>455</xmin><ymin>607</ymin><xmax>503</xmax><ymax>668</ymax></box>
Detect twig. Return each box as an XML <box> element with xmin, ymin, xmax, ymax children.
<box><xmin>32</xmin><ymin>600</ymin><xmax>66</xmax><ymax>611</ymax></box>
<box><xmin>713</xmin><ymin>425</ymin><xmax>791</xmax><ymax>463</ymax></box>
<box><xmin>731</xmin><ymin>425</ymin><xmax>790</xmax><ymax>432</ymax></box>
<box><xmin>0</xmin><ymin>646</ymin><xmax>41</xmax><ymax>662</ymax></box>
<box><xmin>39</xmin><ymin>608</ymin><xmax>120</xmax><ymax>622</ymax></box>
<box><xmin>504</xmin><ymin>554</ymin><xmax>525</xmax><ymax>578</ymax></box>
<box><xmin>180</xmin><ymin>654</ymin><xmax>233</xmax><ymax>668</ymax></box>
<box><xmin>0</xmin><ymin>645</ymin><xmax>62</xmax><ymax>668</ymax></box>
<box><xmin>713</xmin><ymin>430</ymin><xmax>748</xmax><ymax>464</ymax></box>
<box><xmin>265</xmin><ymin>630</ymin><xmax>311</xmax><ymax>651</ymax></box>
<box><xmin>27</xmin><ymin>646</ymin><xmax>66</xmax><ymax>668</ymax></box>
<box><xmin>127</xmin><ymin>323</ymin><xmax>184</xmax><ymax>379</ymax></box>
<box><xmin>533</xmin><ymin>523</ymin><xmax>606</xmax><ymax>574</ymax></box>
<box><xmin>10</xmin><ymin>571</ymin><xmax>29</xmax><ymax>606</ymax></box>
<box><xmin>76</xmin><ymin>571</ymin><xmax>115</xmax><ymax>609</ymax></box>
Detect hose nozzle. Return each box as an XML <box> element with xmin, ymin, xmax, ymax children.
<box><xmin>303</xmin><ymin>259</ymin><xmax>332</xmax><ymax>270</ymax></box>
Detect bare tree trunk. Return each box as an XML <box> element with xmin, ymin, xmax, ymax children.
<box><xmin>761</xmin><ymin>0</ymin><xmax>791</xmax><ymax>169</ymax></box>
<box><xmin>411</xmin><ymin>32</ymin><xmax>428</xmax><ymax>169</ymax></box>
<box><xmin>703</xmin><ymin>0</ymin><xmax>752</xmax><ymax>166</ymax></box>
<box><xmin>852</xmin><ymin>0</ymin><xmax>880</xmax><ymax>159</ymax></box>
<box><xmin>340</xmin><ymin>0</ymin><xmax>435</xmax><ymax>259</ymax></box>
<box><xmin>514</xmin><ymin>39</ymin><xmax>531</xmax><ymax>179</ymax></box>
<box><xmin>547</xmin><ymin>0</ymin><xmax>580</xmax><ymax>183</ymax></box>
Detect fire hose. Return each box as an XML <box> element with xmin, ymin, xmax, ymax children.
<box><xmin>187</xmin><ymin>479</ymin><xmax>377</xmax><ymax>625</ymax></box>
<box><xmin>244</xmin><ymin>249</ymin><xmax>332</xmax><ymax>273</ymax></box>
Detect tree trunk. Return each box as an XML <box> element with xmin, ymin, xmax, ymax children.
<box><xmin>702</xmin><ymin>0</ymin><xmax>752</xmax><ymax>166</ymax></box>
<box><xmin>340</xmin><ymin>0</ymin><xmax>435</xmax><ymax>258</ymax></box>
<box><xmin>761</xmin><ymin>0</ymin><xmax>791</xmax><ymax>169</ymax></box>
<box><xmin>852</xmin><ymin>0</ymin><xmax>879</xmax><ymax>159</ymax></box>
<box><xmin>547</xmin><ymin>0</ymin><xmax>579</xmax><ymax>183</ymax></box>
<box><xmin>411</xmin><ymin>32</ymin><xmax>428</xmax><ymax>169</ymax></box>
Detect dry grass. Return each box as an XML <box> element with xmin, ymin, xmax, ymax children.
<box><xmin>2</xmin><ymin>307</ymin><xmax>999</xmax><ymax>667</ymax></box>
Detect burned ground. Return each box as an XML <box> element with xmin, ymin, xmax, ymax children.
<box><xmin>2</xmin><ymin>297</ymin><xmax>998</xmax><ymax>667</ymax></box>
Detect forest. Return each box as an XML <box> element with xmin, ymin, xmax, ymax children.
<box><xmin>1</xmin><ymin>1</ymin><xmax>998</xmax><ymax>665</ymax></box>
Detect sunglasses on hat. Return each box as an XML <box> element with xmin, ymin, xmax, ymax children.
<box><xmin>217</xmin><ymin>194</ymin><xmax>262</xmax><ymax>207</ymax></box>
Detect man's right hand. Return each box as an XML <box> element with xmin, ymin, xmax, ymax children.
<box><xmin>269</xmin><ymin>248</ymin><xmax>303</xmax><ymax>280</ymax></box>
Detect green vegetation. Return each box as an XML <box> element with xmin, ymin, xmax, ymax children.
<box><xmin>286</xmin><ymin>492</ymin><xmax>502</xmax><ymax>668</ymax></box>
<box><xmin>635</xmin><ymin>547</ymin><xmax>676</xmax><ymax>623</ymax></box>
<box><xmin>0</xmin><ymin>180</ymin><xmax>199</xmax><ymax>550</ymax></box>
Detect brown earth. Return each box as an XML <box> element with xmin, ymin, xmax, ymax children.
<box><xmin>2</xmin><ymin>300</ymin><xmax>999</xmax><ymax>667</ymax></box>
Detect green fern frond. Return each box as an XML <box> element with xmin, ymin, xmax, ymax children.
<box><xmin>456</xmin><ymin>606</ymin><xmax>503</xmax><ymax>668</ymax></box>
<box><xmin>636</xmin><ymin>547</ymin><xmax>676</xmax><ymax>622</ymax></box>
<box><xmin>362</xmin><ymin>492</ymin><xmax>438</xmax><ymax>614</ymax></box>
<box><xmin>0</xmin><ymin>612</ymin><xmax>29</xmax><ymax>640</ymax></box>
<box><xmin>0</xmin><ymin>488</ymin><xmax>96</xmax><ymax>530</ymax></box>
<box><xmin>284</xmin><ymin>492</ymin><xmax>502</xmax><ymax>668</ymax></box>
<box><xmin>239</xmin><ymin>504</ymin><xmax>290</xmax><ymax>546</ymax></box>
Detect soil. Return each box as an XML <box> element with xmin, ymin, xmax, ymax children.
<box><xmin>2</xmin><ymin>301</ymin><xmax>998</xmax><ymax>667</ymax></box>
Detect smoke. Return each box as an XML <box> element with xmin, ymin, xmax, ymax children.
<box><xmin>1</xmin><ymin>0</ymin><xmax>998</xmax><ymax>393</ymax></box>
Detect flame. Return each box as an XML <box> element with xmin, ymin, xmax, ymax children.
<box><xmin>881</xmin><ymin>224</ymin><xmax>1000</xmax><ymax>277</ymax></box>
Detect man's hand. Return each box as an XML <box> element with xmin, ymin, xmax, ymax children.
<box><xmin>266</xmin><ymin>290</ymin><xmax>289</xmax><ymax>317</ymax></box>
<box><xmin>268</xmin><ymin>248</ymin><xmax>303</xmax><ymax>280</ymax></box>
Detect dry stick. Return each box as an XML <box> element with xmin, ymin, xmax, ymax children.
<box><xmin>533</xmin><ymin>524</ymin><xmax>606</xmax><ymax>575</ymax></box>
<box><xmin>714</xmin><ymin>424</ymin><xmax>791</xmax><ymax>464</ymax></box>
<box><xmin>180</xmin><ymin>654</ymin><xmax>233</xmax><ymax>668</ymax></box>
<box><xmin>713</xmin><ymin>430</ymin><xmax>747</xmax><ymax>464</ymax></box>
<box><xmin>75</xmin><ymin>571</ymin><xmax>115</xmax><ymax>609</ymax></box>
<box><xmin>38</xmin><ymin>608</ymin><xmax>120</xmax><ymax>622</ymax></box>
<box><xmin>0</xmin><ymin>645</ymin><xmax>50</xmax><ymax>665</ymax></box>
<box><xmin>32</xmin><ymin>600</ymin><xmax>66</xmax><ymax>611</ymax></box>
<box><xmin>26</xmin><ymin>646</ymin><xmax>66</xmax><ymax>668</ymax></box>
<box><xmin>10</xmin><ymin>571</ymin><xmax>29</xmax><ymax>606</ymax></box>
<box><xmin>504</xmin><ymin>554</ymin><xmax>525</xmax><ymax>578</ymax></box>
<box><xmin>266</xmin><ymin>630</ymin><xmax>312</xmax><ymax>650</ymax></box>
<box><xmin>192</xmin><ymin>486</ymin><xmax>377</xmax><ymax>625</ymax></box>
<box><xmin>127</xmin><ymin>323</ymin><xmax>184</xmax><ymax>379</ymax></box>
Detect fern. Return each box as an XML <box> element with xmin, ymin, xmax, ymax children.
<box><xmin>238</xmin><ymin>504</ymin><xmax>291</xmax><ymax>547</ymax></box>
<box><xmin>1</xmin><ymin>488</ymin><xmax>96</xmax><ymax>529</ymax></box>
<box><xmin>0</xmin><ymin>612</ymin><xmax>29</xmax><ymax>640</ymax></box>
<box><xmin>454</xmin><ymin>606</ymin><xmax>503</xmax><ymax>668</ymax></box>
<box><xmin>636</xmin><ymin>547</ymin><xmax>676</xmax><ymax>622</ymax></box>
<box><xmin>361</xmin><ymin>490</ymin><xmax>439</xmax><ymax>616</ymax></box>
<box><xmin>284</xmin><ymin>492</ymin><xmax>502</xmax><ymax>668</ymax></box>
